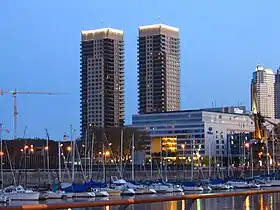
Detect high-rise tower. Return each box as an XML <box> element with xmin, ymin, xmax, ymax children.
<box><xmin>252</xmin><ymin>65</ymin><xmax>275</xmax><ymax>118</ymax></box>
<box><xmin>274</xmin><ymin>68</ymin><xmax>280</xmax><ymax>119</ymax></box>
<box><xmin>80</xmin><ymin>28</ymin><xmax>125</xmax><ymax>137</ymax></box>
<box><xmin>137</xmin><ymin>24</ymin><xmax>180</xmax><ymax>114</ymax></box>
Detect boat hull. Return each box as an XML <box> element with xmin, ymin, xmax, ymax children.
<box><xmin>5</xmin><ymin>192</ymin><xmax>40</xmax><ymax>200</ymax></box>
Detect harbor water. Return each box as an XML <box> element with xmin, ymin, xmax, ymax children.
<box><xmin>2</xmin><ymin>190</ymin><xmax>280</xmax><ymax>210</ymax></box>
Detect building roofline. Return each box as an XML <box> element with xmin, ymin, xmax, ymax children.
<box><xmin>134</xmin><ymin>109</ymin><xmax>251</xmax><ymax>116</ymax></box>
<box><xmin>81</xmin><ymin>28</ymin><xmax>124</xmax><ymax>35</ymax></box>
<box><xmin>139</xmin><ymin>24</ymin><xmax>179</xmax><ymax>32</ymax></box>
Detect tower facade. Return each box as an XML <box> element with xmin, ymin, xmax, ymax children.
<box><xmin>138</xmin><ymin>24</ymin><xmax>180</xmax><ymax>114</ymax></box>
<box><xmin>252</xmin><ymin>65</ymin><xmax>275</xmax><ymax>118</ymax></box>
<box><xmin>80</xmin><ymin>28</ymin><xmax>125</xmax><ymax>137</ymax></box>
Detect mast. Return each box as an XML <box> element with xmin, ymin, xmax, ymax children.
<box><xmin>150</xmin><ymin>137</ymin><xmax>153</xmax><ymax>180</ymax></box>
<box><xmin>120</xmin><ymin>129</ymin><xmax>123</xmax><ymax>178</ymax></box>
<box><xmin>71</xmin><ymin>126</ymin><xmax>75</xmax><ymax>182</ymax></box>
<box><xmin>131</xmin><ymin>134</ymin><xmax>135</xmax><ymax>181</ymax></box>
<box><xmin>0</xmin><ymin>123</ymin><xmax>3</xmax><ymax>189</ymax></box>
<box><xmin>102</xmin><ymin>141</ymin><xmax>105</xmax><ymax>183</ymax></box>
<box><xmin>160</xmin><ymin>137</ymin><xmax>163</xmax><ymax>180</ymax></box>
<box><xmin>84</xmin><ymin>129</ymin><xmax>88</xmax><ymax>179</ymax></box>
<box><xmin>90</xmin><ymin>132</ymin><xmax>95</xmax><ymax>179</ymax></box>
<box><xmin>45</xmin><ymin>129</ymin><xmax>50</xmax><ymax>184</ymax></box>
<box><xmin>58</xmin><ymin>135</ymin><xmax>63</xmax><ymax>183</ymax></box>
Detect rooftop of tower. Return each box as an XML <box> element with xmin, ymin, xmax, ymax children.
<box><xmin>139</xmin><ymin>24</ymin><xmax>179</xmax><ymax>32</ymax></box>
<box><xmin>81</xmin><ymin>28</ymin><xmax>123</xmax><ymax>41</ymax></box>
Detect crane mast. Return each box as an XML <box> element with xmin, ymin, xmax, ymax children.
<box><xmin>0</xmin><ymin>89</ymin><xmax>60</xmax><ymax>141</ymax></box>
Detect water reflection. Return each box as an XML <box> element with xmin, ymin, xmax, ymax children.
<box><xmin>2</xmin><ymin>193</ymin><xmax>280</xmax><ymax>210</ymax></box>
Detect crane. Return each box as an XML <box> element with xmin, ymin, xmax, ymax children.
<box><xmin>0</xmin><ymin>89</ymin><xmax>61</xmax><ymax>141</ymax></box>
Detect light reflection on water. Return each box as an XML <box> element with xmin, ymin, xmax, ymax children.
<box><xmin>3</xmin><ymin>192</ymin><xmax>280</xmax><ymax>210</ymax></box>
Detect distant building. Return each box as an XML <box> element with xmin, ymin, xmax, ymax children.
<box><xmin>80</xmin><ymin>28</ymin><xmax>125</xmax><ymax>138</ymax></box>
<box><xmin>132</xmin><ymin>109</ymin><xmax>255</xmax><ymax>158</ymax></box>
<box><xmin>138</xmin><ymin>24</ymin><xmax>180</xmax><ymax>114</ymax></box>
<box><xmin>252</xmin><ymin>65</ymin><xmax>275</xmax><ymax>118</ymax></box>
<box><xmin>275</xmin><ymin>68</ymin><xmax>280</xmax><ymax>119</ymax></box>
<box><xmin>203</xmin><ymin>106</ymin><xmax>247</xmax><ymax>115</ymax></box>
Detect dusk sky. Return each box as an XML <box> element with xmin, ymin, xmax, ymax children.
<box><xmin>1</xmin><ymin>0</ymin><xmax>280</xmax><ymax>140</ymax></box>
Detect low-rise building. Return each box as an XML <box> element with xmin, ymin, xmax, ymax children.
<box><xmin>132</xmin><ymin>109</ymin><xmax>255</xmax><ymax>159</ymax></box>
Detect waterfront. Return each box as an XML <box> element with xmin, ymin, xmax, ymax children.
<box><xmin>2</xmin><ymin>190</ymin><xmax>280</xmax><ymax>210</ymax></box>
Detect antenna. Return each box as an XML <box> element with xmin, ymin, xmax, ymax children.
<box><xmin>158</xmin><ymin>16</ymin><xmax>161</xmax><ymax>24</ymax></box>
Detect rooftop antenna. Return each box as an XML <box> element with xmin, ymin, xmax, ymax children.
<box><xmin>158</xmin><ymin>16</ymin><xmax>161</xmax><ymax>24</ymax></box>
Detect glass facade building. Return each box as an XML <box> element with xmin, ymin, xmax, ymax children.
<box><xmin>132</xmin><ymin>109</ymin><xmax>255</xmax><ymax>158</ymax></box>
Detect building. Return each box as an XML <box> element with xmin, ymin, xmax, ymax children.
<box><xmin>80</xmin><ymin>28</ymin><xmax>125</xmax><ymax>138</ymax></box>
<box><xmin>252</xmin><ymin>65</ymin><xmax>275</xmax><ymax>118</ymax></box>
<box><xmin>137</xmin><ymin>24</ymin><xmax>180</xmax><ymax>114</ymax></box>
<box><xmin>275</xmin><ymin>68</ymin><xmax>280</xmax><ymax>119</ymax></box>
<box><xmin>132</xmin><ymin>109</ymin><xmax>255</xmax><ymax>159</ymax></box>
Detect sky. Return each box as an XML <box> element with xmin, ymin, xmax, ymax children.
<box><xmin>0</xmin><ymin>0</ymin><xmax>280</xmax><ymax>140</ymax></box>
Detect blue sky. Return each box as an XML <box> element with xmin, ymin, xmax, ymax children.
<box><xmin>0</xmin><ymin>0</ymin><xmax>280</xmax><ymax>140</ymax></box>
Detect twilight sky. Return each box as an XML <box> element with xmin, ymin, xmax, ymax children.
<box><xmin>0</xmin><ymin>0</ymin><xmax>280</xmax><ymax>140</ymax></box>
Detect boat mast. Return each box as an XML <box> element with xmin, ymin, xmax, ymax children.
<box><xmin>131</xmin><ymin>134</ymin><xmax>135</xmax><ymax>181</ymax></box>
<box><xmin>45</xmin><ymin>129</ymin><xmax>50</xmax><ymax>184</ymax></box>
<box><xmin>71</xmin><ymin>125</ymin><xmax>75</xmax><ymax>182</ymax></box>
<box><xmin>120</xmin><ymin>129</ymin><xmax>123</xmax><ymax>178</ymax></box>
<box><xmin>0</xmin><ymin>123</ymin><xmax>3</xmax><ymax>189</ymax></box>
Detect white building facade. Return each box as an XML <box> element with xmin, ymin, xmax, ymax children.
<box><xmin>132</xmin><ymin>109</ymin><xmax>255</xmax><ymax>158</ymax></box>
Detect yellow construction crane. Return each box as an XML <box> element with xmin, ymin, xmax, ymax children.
<box><xmin>250</xmin><ymin>80</ymin><xmax>269</xmax><ymax>141</ymax></box>
<box><xmin>0</xmin><ymin>89</ymin><xmax>61</xmax><ymax>141</ymax></box>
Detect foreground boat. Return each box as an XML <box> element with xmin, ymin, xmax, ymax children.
<box><xmin>2</xmin><ymin>185</ymin><xmax>40</xmax><ymax>200</ymax></box>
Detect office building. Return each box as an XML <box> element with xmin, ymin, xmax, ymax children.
<box><xmin>252</xmin><ymin>65</ymin><xmax>275</xmax><ymax>118</ymax></box>
<box><xmin>80</xmin><ymin>28</ymin><xmax>125</xmax><ymax>138</ymax></box>
<box><xmin>138</xmin><ymin>24</ymin><xmax>180</xmax><ymax>114</ymax></box>
<box><xmin>275</xmin><ymin>68</ymin><xmax>280</xmax><ymax>119</ymax></box>
<box><xmin>132</xmin><ymin>109</ymin><xmax>255</xmax><ymax>158</ymax></box>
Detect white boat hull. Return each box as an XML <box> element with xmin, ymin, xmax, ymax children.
<box><xmin>121</xmin><ymin>188</ymin><xmax>135</xmax><ymax>196</ymax></box>
<box><xmin>44</xmin><ymin>191</ymin><xmax>64</xmax><ymax>199</ymax></box>
<box><xmin>5</xmin><ymin>192</ymin><xmax>40</xmax><ymax>200</ymax></box>
<box><xmin>106</xmin><ymin>189</ymin><xmax>121</xmax><ymax>196</ymax></box>
<box><xmin>74</xmin><ymin>192</ymin><xmax>95</xmax><ymax>198</ymax></box>
<box><xmin>183</xmin><ymin>186</ymin><xmax>204</xmax><ymax>191</ymax></box>
<box><xmin>95</xmin><ymin>190</ymin><xmax>109</xmax><ymax>197</ymax></box>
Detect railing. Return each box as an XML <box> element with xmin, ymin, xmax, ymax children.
<box><xmin>2</xmin><ymin>189</ymin><xmax>280</xmax><ymax>210</ymax></box>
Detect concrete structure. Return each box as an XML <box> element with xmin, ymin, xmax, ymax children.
<box><xmin>132</xmin><ymin>109</ymin><xmax>255</xmax><ymax>158</ymax></box>
<box><xmin>275</xmin><ymin>68</ymin><xmax>280</xmax><ymax>119</ymax></box>
<box><xmin>80</xmin><ymin>28</ymin><xmax>125</xmax><ymax>138</ymax></box>
<box><xmin>252</xmin><ymin>65</ymin><xmax>275</xmax><ymax>118</ymax></box>
<box><xmin>138</xmin><ymin>24</ymin><xmax>180</xmax><ymax>114</ymax></box>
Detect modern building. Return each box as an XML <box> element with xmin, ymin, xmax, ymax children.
<box><xmin>252</xmin><ymin>65</ymin><xmax>275</xmax><ymax>118</ymax></box>
<box><xmin>132</xmin><ymin>109</ymin><xmax>255</xmax><ymax>159</ymax></box>
<box><xmin>137</xmin><ymin>24</ymin><xmax>180</xmax><ymax>114</ymax></box>
<box><xmin>80</xmin><ymin>28</ymin><xmax>125</xmax><ymax>138</ymax></box>
<box><xmin>275</xmin><ymin>68</ymin><xmax>280</xmax><ymax>119</ymax></box>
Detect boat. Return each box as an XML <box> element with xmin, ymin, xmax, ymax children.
<box><xmin>110</xmin><ymin>177</ymin><xmax>136</xmax><ymax>196</ymax></box>
<box><xmin>151</xmin><ymin>183</ymin><xmax>174</xmax><ymax>193</ymax></box>
<box><xmin>42</xmin><ymin>190</ymin><xmax>65</xmax><ymax>199</ymax></box>
<box><xmin>0</xmin><ymin>195</ymin><xmax>10</xmax><ymax>203</ymax></box>
<box><xmin>2</xmin><ymin>185</ymin><xmax>40</xmax><ymax>200</ymax></box>
<box><xmin>93</xmin><ymin>188</ymin><xmax>109</xmax><ymax>197</ymax></box>
<box><xmin>226</xmin><ymin>181</ymin><xmax>259</xmax><ymax>189</ymax></box>
<box><xmin>181</xmin><ymin>182</ymin><xmax>204</xmax><ymax>191</ymax></box>
<box><xmin>105</xmin><ymin>188</ymin><xmax>121</xmax><ymax>196</ymax></box>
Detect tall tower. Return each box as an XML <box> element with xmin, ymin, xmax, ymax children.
<box><xmin>137</xmin><ymin>24</ymin><xmax>180</xmax><ymax>114</ymax></box>
<box><xmin>275</xmin><ymin>68</ymin><xmax>280</xmax><ymax>119</ymax></box>
<box><xmin>252</xmin><ymin>65</ymin><xmax>275</xmax><ymax>118</ymax></box>
<box><xmin>80</xmin><ymin>28</ymin><xmax>125</xmax><ymax>137</ymax></box>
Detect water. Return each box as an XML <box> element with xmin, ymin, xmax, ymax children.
<box><xmin>2</xmin><ymin>191</ymin><xmax>280</xmax><ymax>210</ymax></box>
